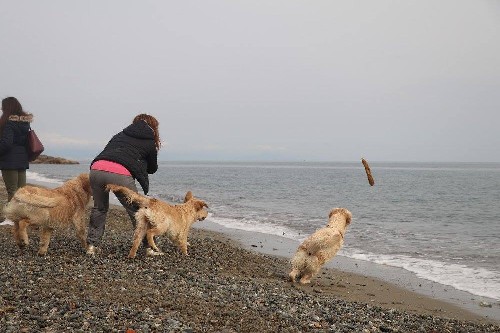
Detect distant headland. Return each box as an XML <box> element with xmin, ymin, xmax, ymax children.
<box><xmin>31</xmin><ymin>154</ymin><xmax>79</xmax><ymax>164</ymax></box>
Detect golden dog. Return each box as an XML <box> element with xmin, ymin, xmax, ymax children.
<box><xmin>289</xmin><ymin>208</ymin><xmax>352</xmax><ymax>284</ymax></box>
<box><xmin>106</xmin><ymin>185</ymin><xmax>208</xmax><ymax>258</ymax></box>
<box><xmin>3</xmin><ymin>173</ymin><xmax>92</xmax><ymax>256</ymax></box>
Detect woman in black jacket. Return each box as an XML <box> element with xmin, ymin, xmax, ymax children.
<box><xmin>0</xmin><ymin>97</ymin><xmax>33</xmax><ymax>201</ymax></box>
<box><xmin>86</xmin><ymin>114</ymin><xmax>162</xmax><ymax>256</ymax></box>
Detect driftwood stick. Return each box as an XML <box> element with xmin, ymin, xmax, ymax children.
<box><xmin>361</xmin><ymin>158</ymin><xmax>375</xmax><ymax>186</ymax></box>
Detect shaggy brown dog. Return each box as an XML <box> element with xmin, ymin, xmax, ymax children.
<box><xmin>3</xmin><ymin>173</ymin><xmax>92</xmax><ymax>256</ymax></box>
<box><xmin>289</xmin><ymin>208</ymin><xmax>352</xmax><ymax>284</ymax></box>
<box><xmin>106</xmin><ymin>184</ymin><xmax>208</xmax><ymax>258</ymax></box>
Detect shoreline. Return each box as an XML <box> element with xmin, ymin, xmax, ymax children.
<box><xmin>1</xmin><ymin>179</ymin><xmax>499</xmax><ymax>331</ymax></box>
<box><xmin>194</xmin><ymin>220</ymin><xmax>500</xmax><ymax>324</ymax></box>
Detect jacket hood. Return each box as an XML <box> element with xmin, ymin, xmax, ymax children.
<box><xmin>122</xmin><ymin>120</ymin><xmax>154</xmax><ymax>140</ymax></box>
<box><xmin>8</xmin><ymin>114</ymin><xmax>33</xmax><ymax>123</ymax></box>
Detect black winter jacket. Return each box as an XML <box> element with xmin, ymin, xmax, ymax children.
<box><xmin>91</xmin><ymin>120</ymin><xmax>158</xmax><ymax>194</ymax></box>
<box><xmin>0</xmin><ymin>115</ymin><xmax>32</xmax><ymax>170</ymax></box>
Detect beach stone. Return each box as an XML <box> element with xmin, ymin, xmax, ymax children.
<box><xmin>480</xmin><ymin>301</ymin><xmax>493</xmax><ymax>308</ymax></box>
<box><xmin>0</xmin><ymin>203</ymin><xmax>498</xmax><ymax>332</ymax></box>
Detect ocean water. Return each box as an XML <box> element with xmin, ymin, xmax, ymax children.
<box><xmin>27</xmin><ymin>161</ymin><xmax>500</xmax><ymax>301</ymax></box>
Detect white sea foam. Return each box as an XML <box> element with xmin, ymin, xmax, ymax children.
<box><xmin>342</xmin><ymin>248</ymin><xmax>500</xmax><ymax>300</ymax></box>
<box><xmin>206</xmin><ymin>215</ymin><xmax>304</xmax><ymax>241</ymax></box>
<box><xmin>26</xmin><ymin>171</ymin><xmax>63</xmax><ymax>185</ymax></box>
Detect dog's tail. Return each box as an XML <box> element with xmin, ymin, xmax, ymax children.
<box><xmin>106</xmin><ymin>184</ymin><xmax>151</xmax><ymax>208</ymax></box>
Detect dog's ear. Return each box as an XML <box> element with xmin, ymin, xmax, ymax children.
<box><xmin>344</xmin><ymin>210</ymin><xmax>352</xmax><ymax>224</ymax></box>
<box><xmin>184</xmin><ymin>191</ymin><xmax>193</xmax><ymax>202</ymax></box>
<box><xmin>194</xmin><ymin>200</ymin><xmax>208</xmax><ymax>211</ymax></box>
<box><xmin>328</xmin><ymin>209</ymin><xmax>336</xmax><ymax>219</ymax></box>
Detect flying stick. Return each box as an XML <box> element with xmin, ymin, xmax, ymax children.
<box><xmin>361</xmin><ymin>158</ymin><xmax>375</xmax><ymax>186</ymax></box>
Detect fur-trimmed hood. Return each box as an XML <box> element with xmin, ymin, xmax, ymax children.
<box><xmin>8</xmin><ymin>114</ymin><xmax>33</xmax><ymax>123</ymax></box>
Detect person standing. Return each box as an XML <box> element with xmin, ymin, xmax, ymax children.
<box><xmin>86</xmin><ymin>114</ymin><xmax>161</xmax><ymax>256</ymax></box>
<box><xmin>0</xmin><ymin>97</ymin><xmax>33</xmax><ymax>202</ymax></box>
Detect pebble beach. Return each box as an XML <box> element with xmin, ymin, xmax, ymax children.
<box><xmin>1</xmin><ymin>187</ymin><xmax>499</xmax><ymax>332</ymax></box>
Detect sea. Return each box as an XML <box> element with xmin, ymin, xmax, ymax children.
<box><xmin>27</xmin><ymin>161</ymin><xmax>500</xmax><ymax>302</ymax></box>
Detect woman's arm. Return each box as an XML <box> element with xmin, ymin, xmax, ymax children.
<box><xmin>0</xmin><ymin>123</ymin><xmax>14</xmax><ymax>155</ymax></box>
<box><xmin>146</xmin><ymin>144</ymin><xmax>158</xmax><ymax>174</ymax></box>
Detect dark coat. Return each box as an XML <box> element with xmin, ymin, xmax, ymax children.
<box><xmin>0</xmin><ymin>115</ymin><xmax>32</xmax><ymax>170</ymax></box>
<box><xmin>91</xmin><ymin>120</ymin><xmax>158</xmax><ymax>194</ymax></box>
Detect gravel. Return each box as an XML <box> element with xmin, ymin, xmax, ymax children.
<box><xmin>1</xmin><ymin>206</ymin><xmax>499</xmax><ymax>332</ymax></box>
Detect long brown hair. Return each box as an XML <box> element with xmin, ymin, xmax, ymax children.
<box><xmin>1</xmin><ymin>97</ymin><xmax>31</xmax><ymax>133</ymax></box>
<box><xmin>133</xmin><ymin>114</ymin><xmax>161</xmax><ymax>150</ymax></box>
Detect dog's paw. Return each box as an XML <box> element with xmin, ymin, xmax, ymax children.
<box><xmin>145</xmin><ymin>248</ymin><xmax>164</xmax><ymax>257</ymax></box>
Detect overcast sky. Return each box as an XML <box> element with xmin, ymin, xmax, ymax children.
<box><xmin>1</xmin><ymin>1</ymin><xmax>499</xmax><ymax>162</ymax></box>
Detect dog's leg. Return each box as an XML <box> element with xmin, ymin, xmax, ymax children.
<box><xmin>289</xmin><ymin>268</ymin><xmax>299</xmax><ymax>283</ymax></box>
<box><xmin>146</xmin><ymin>229</ymin><xmax>162</xmax><ymax>253</ymax></box>
<box><xmin>129</xmin><ymin>219</ymin><xmax>148</xmax><ymax>259</ymax></box>
<box><xmin>299</xmin><ymin>274</ymin><xmax>313</xmax><ymax>284</ymax></box>
<box><xmin>16</xmin><ymin>218</ymin><xmax>30</xmax><ymax>249</ymax></box>
<box><xmin>128</xmin><ymin>231</ymin><xmax>144</xmax><ymax>259</ymax></box>
<box><xmin>289</xmin><ymin>250</ymin><xmax>308</xmax><ymax>283</ymax></box>
<box><xmin>13</xmin><ymin>220</ymin><xmax>22</xmax><ymax>248</ymax></box>
<box><xmin>73</xmin><ymin>217</ymin><xmax>88</xmax><ymax>249</ymax></box>
<box><xmin>177</xmin><ymin>234</ymin><xmax>189</xmax><ymax>255</ymax></box>
<box><xmin>179</xmin><ymin>242</ymin><xmax>188</xmax><ymax>255</ymax></box>
<box><xmin>144</xmin><ymin>230</ymin><xmax>164</xmax><ymax>257</ymax></box>
<box><xmin>299</xmin><ymin>255</ymin><xmax>320</xmax><ymax>284</ymax></box>
<box><xmin>38</xmin><ymin>226</ymin><xmax>53</xmax><ymax>256</ymax></box>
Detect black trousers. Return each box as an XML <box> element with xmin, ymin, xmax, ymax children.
<box><xmin>87</xmin><ymin>169</ymin><xmax>147</xmax><ymax>247</ymax></box>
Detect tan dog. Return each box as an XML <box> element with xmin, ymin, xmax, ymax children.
<box><xmin>289</xmin><ymin>208</ymin><xmax>352</xmax><ymax>284</ymax></box>
<box><xmin>106</xmin><ymin>185</ymin><xmax>208</xmax><ymax>258</ymax></box>
<box><xmin>3</xmin><ymin>173</ymin><xmax>92</xmax><ymax>256</ymax></box>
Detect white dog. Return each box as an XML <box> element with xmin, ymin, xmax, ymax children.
<box><xmin>289</xmin><ymin>208</ymin><xmax>352</xmax><ymax>284</ymax></box>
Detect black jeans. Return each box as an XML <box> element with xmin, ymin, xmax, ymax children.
<box><xmin>87</xmin><ymin>169</ymin><xmax>148</xmax><ymax>247</ymax></box>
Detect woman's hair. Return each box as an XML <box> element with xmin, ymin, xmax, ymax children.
<box><xmin>1</xmin><ymin>97</ymin><xmax>30</xmax><ymax>131</ymax></box>
<box><xmin>133</xmin><ymin>113</ymin><xmax>161</xmax><ymax>150</ymax></box>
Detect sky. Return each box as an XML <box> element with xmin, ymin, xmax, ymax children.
<box><xmin>1</xmin><ymin>0</ymin><xmax>499</xmax><ymax>162</ymax></box>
